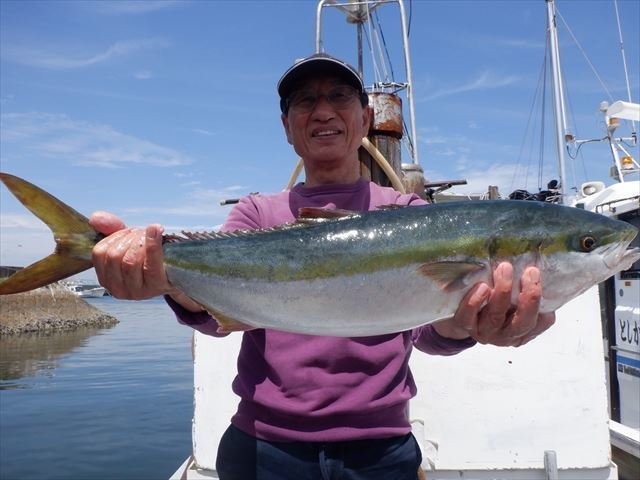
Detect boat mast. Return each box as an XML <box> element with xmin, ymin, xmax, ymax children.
<box><xmin>546</xmin><ymin>0</ymin><xmax>569</xmax><ymax>203</ymax></box>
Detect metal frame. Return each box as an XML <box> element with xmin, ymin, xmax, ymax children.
<box><xmin>314</xmin><ymin>0</ymin><xmax>420</xmax><ymax>164</ymax></box>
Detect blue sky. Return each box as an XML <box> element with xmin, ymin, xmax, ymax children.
<box><xmin>1</xmin><ymin>0</ymin><xmax>638</xmax><ymax>278</ymax></box>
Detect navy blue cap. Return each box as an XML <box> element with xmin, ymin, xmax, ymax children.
<box><xmin>277</xmin><ymin>53</ymin><xmax>364</xmax><ymax>100</ymax></box>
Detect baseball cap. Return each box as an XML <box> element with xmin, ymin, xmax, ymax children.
<box><xmin>277</xmin><ymin>53</ymin><xmax>365</xmax><ymax>100</ymax></box>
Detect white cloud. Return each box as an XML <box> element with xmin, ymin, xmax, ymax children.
<box><xmin>456</xmin><ymin>163</ymin><xmax>521</xmax><ymax>197</ymax></box>
<box><xmin>89</xmin><ymin>0</ymin><xmax>185</xmax><ymax>15</ymax></box>
<box><xmin>419</xmin><ymin>71</ymin><xmax>521</xmax><ymax>102</ymax></box>
<box><xmin>0</xmin><ymin>221</ymin><xmax>54</xmax><ymax>268</ymax></box>
<box><xmin>1</xmin><ymin>38</ymin><xmax>170</xmax><ymax>69</ymax></box>
<box><xmin>0</xmin><ymin>214</ymin><xmax>48</xmax><ymax>230</ymax></box>
<box><xmin>191</xmin><ymin>128</ymin><xmax>216</xmax><ymax>136</ymax></box>
<box><xmin>1</xmin><ymin>112</ymin><xmax>192</xmax><ymax>168</ymax></box>
<box><xmin>122</xmin><ymin>185</ymin><xmax>249</xmax><ymax>219</ymax></box>
<box><xmin>492</xmin><ymin>38</ymin><xmax>545</xmax><ymax>50</ymax></box>
<box><xmin>133</xmin><ymin>69</ymin><xmax>153</xmax><ymax>80</ymax></box>
<box><xmin>179</xmin><ymin>180</ymin><xmax>202</xmax><ymax>188</ymax></box>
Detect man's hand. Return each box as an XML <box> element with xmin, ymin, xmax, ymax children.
<box><xmin>89</xmin><ymin>211</ymin><xmax>204</xmax><ymax>313</ymax></box>
<box><xmin>90</xmin><ymin>211</ymin><xmax>173</xmax><ymax>300</ymax></box>
<box><xmin>433</xmin><ymin>262</ymin><xmax>556</xmax><ymax>347</ymax></box>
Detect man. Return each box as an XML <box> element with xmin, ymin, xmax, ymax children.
<box><xmin>90</xmin><ymin>53</ymin><xmax>555</xmax><ymax>479</ymax></box>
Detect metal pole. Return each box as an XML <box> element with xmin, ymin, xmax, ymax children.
<box><xmin>315</xmin><ymin>0</ymin><xmax>331</xmax><ymax>52</ymax></box>
<box><xmin>357</xmin><ymin>22</ymin><xmax>364</xmax><ymax>78</ymax></box>
<box><xmin>544</xmin><ymin>450</ymin><xmax>559</xmax><ymax>480</ymax></box>
<box><xmin>546</xmin><ymin>0</ymin><xmax>568</xmax><ymax>203</ymax></box>
<box><xmin>397</xmin><ymin>0</ymin><xmax>419</xmax><ymax>164</ymax></box>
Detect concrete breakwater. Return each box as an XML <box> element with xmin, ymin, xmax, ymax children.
<box><xmin>0</xmin><ymin>284</ymin><xmax>119</xmax><ymax>335</ymax></box>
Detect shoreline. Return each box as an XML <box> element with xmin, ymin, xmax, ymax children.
<box><xmin>0</xmin><ymin>284</ymin><xmax>119</xmax><ymax>335</ymax></box>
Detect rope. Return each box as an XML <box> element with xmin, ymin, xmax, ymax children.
<box><xmin>361</xmin><ymin>137</ymin><xmax>406</xmax><ymax>193</ymax></box>
<box><xmin>285</xmin><ymin>158</ymin><xmax>304</xmax><ymax>190</ymax></box>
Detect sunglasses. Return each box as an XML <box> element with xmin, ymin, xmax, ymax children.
<box><xmin>285</xmin><ymin>85</ymin><xmax>361</xmax><ymax>113</ymax></box>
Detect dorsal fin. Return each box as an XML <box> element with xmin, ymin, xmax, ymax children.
<box><xmin>163</xmin><ymin>207</ymin><xmax>365</xmax><ymax>244</ymax></box>
<box><xmin>162</xmin><ymin>222</ymin><xmax>311</xmax><ymax>244</ymax></box>
<box><xmin>297</xmin><ymin>207</ymin><xmax>360</xmax><ymax>224</ymax></box>
<box><xmin>376</xmin><ymin>204</ymin><xmax>409</xmax><ymax>211</ymax></box>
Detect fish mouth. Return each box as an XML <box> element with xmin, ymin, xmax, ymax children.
<box><xmin>601</xmin><ymin>225</ymin><xmax>639</xmax><ymax>270</ymax></box>
<box><xmin>603</xmin><ymin>246</ymin><xmax>640</xmax><ymax>270</ymax></box>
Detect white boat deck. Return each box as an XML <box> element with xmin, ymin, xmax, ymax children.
<box><xmin>171</xmin><ymin>285</ymin><xmax>619</xmax><ymax>479</ymax></box>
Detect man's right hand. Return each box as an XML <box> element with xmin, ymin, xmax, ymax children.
<box><xmin>89</xmin><ymin>211</ymin><xmax>174</xmax><ymax>301</ymax></box>
<box><xmin>90</xmin><ymin>211</ymin><xmax>205</xmax><ymax>312</ymax></box>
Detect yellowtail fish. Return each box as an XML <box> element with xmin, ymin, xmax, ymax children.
<box><xmin>1</xmin><ymin>172</ymin><xmax>638</xmax><ymax>336</ymax></box>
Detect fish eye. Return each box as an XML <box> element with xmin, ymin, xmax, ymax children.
<box><xmin>580</xmin><ymin>235</ymin><xmax>597</xmax><ymax>252</ymax></box>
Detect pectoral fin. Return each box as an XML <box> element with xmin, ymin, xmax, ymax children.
<box><xmin>418</xmin><ymin>261</ymin><xmax>487</xmax><ymax>292</ymax></box>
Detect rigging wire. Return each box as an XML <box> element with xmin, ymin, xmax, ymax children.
<box><xmin>360</xmin><ymin>2</ymin><xmax>382</xmax><ymax>86</ymax></box>
<box><xmin>374</xmin><ymin>9</ymin><xmax>396</xmax><ymax>83</ymax></box>
<box><xmin>368</xmin><ymin>6</ymin><xmax>390</xmax><ymax>83</ymax></box>
<box><xmin>362</xmin><ymin>1</ymin><xmax>415</xmax><ymax>160</ymax></box>
<box><xmin>510</xmin><ymin>51</ymin><xmax>547</xmax><ymax>193</ymax></box>
<box><xmin>613</xmin><ymin>0</ymin><xmax>637</xmax><ymax>133</ymax></box>
<box><xmin>358</xmin><ymin>1</ymin><xmax>416</xmax><ymax>162</ymax></box>
<box><xmin>555</xmin><ymin>7</ymin><xmax>614</xmax><ymax>102</ymax></box>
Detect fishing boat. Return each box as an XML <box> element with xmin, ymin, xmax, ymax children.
<box><xmin>172</xmin><ymin>1</ymin><xmax>638</xmax><ymax>478</ymax></box>
<box><xmin>64</xmin><ymin>282</ymin><xmax>107</xmax><ymax>298</ymax></box>
<box><xmin>515</xmin><ymin>2</ymin><xmax>640</xmax><ymax>476</ymax></box>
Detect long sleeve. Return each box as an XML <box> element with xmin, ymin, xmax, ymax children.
<box><xmin>165</xmin><ymin>295</ymin><xmax>228</xmax><ymax>337</ymax></box>
<box><xmin>411</xmin><ymin>324</ymin><xmax>476</xmax><ymax>356</ymax></box>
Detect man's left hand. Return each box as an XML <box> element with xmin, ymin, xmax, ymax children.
<box><xmin>432</xmin><ymin>262</ymin><xmax>556</xmax><ymax>347</ymax></box>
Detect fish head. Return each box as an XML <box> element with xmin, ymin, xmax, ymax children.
<box><xmin>535</xmin><ymin>208</ymin><xmax>639</xmax><ymax>312</ymax></box>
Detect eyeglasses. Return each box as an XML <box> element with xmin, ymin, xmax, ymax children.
<box><xmin>285</xmin><ymin>85</ymin><xmax>361</xmax><ymax>113</ymax></box>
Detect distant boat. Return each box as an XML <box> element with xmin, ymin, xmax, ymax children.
<box><xmin>64</xmin><ymin>283</ymin><xmax>107</xmax><ymax>298</ymax></box>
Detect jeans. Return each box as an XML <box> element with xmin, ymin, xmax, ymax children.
<box><xmin>216</xmin><ymin>424</ymin><xmax>423</xmax><ymax>480</ymax></box>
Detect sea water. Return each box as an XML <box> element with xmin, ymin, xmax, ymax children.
<box><xmin>0</xmin><ymin>297</ymin><xmax>198</xmax><ymax>480</ymax></box>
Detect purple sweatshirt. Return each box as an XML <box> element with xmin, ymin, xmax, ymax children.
<box><xmin>168</xmin><ymin>178</ymin><xmax>476</xmax><ymax>442</ymax></box>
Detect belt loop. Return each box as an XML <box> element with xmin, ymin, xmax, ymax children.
<box><xmin>318</xmin><ymin>444</ymin><xmax>331</xmax><ymax>480</ymax></box>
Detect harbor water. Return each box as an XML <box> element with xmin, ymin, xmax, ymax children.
<box><xmin>0</xmin><ymin>296</ymin><xmax>197</xmax><ymax>479</ymax></box>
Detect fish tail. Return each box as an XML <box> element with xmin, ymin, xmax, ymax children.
<box><xmin>0</xmin><ymin>173</ymin><xmax>103</xmax><ymax>295</ymax></box>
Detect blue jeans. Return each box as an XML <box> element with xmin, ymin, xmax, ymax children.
<box><xmin>216</xmin><ymin>424</ymin><xmax>423</xmax><ymax>480</ymax></box>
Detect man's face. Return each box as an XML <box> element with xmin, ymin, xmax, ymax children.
<box><xmin>281</xmin><ymin>76</ymin><xmax>371</xmax><ymax>172</ymax></box>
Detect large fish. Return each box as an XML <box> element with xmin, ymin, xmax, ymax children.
<box><xmin>1</xmin><ymin>172</ymin><xmax>638</xmax><ymax>336</ymax></box>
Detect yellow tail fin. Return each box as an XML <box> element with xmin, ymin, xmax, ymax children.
<box><xmin>0</xmin><ymin>173</ymin><xmax>103</xmax><ymax>294</ymax></box>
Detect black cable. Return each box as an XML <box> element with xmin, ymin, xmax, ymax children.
<box><xmin>565</xmin><ymin>137</ymin><xmax>608</xmax><ymax>160</ymax></box>
<box><xmin>374</xmin><ymin>9</ymin><xmax>396</xmax><ymax>83</ymax></box>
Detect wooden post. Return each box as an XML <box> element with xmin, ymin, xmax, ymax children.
<box><xmin>361</xmin><ymin>92</ymin><xmax>405</xmax><ymax>189</ymax></box>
